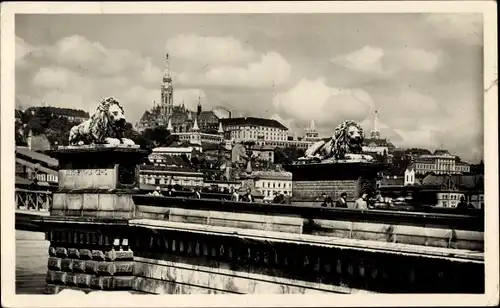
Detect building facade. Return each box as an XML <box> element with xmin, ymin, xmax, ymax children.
<box><xmin>411</xmin><ymin>150</ymin><xmax>470</xmax><ymax>175</ymax></box>
<box><xmin>253</xmin><ymin>170</ymin><xmax>293</xmax><ymax>198</ymax></box>
<box><xmin>139</xmin><ymin>153</ymin><xmax>204</xmax><ymax>188</ymax></box>
<box><xmin>420</xmin><ymin>174</ymin><xmax>483</xmax><ymax>208</ymax></box>
<box><xmin>221</xmin><ymin>117</ymin><xmax>288</xmax><ymax>142</ymax></box>
<box><xmin>151</xmin><ymin>147</ymin><xmax>197</xmax><ymax>160</ymax></box>
<box><xmin>15</xmin><ymin>146</ymin><xmax>59</xmax><ymax>187</ymax></box>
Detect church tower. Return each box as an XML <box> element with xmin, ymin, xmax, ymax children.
<box><xmin>305</xmin><ymin>119</ymin><xmax>320</xmax><ymax>142</ymax></box>
<box><xmin>197</xmin><ymin>93</ymin><xmax>202</xmax><ymax>119</ymax></box>
<box><xmin>160</xmin><ymin>53</ymin><xmax>174</xmax><ymax>124</ymax></box>
<box><xmin>370</xmin><ymin>110</ymin><xmax>381</xmax><ymax>139</ymax></box>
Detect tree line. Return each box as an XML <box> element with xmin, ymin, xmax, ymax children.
<box><xmin>15</xmin><ymin>108</ymin><xmax>179</xmax><ymax>149</ymax></box>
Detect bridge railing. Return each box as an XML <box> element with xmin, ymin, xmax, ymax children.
<box><xmin>15</xmin><ymin>188</ymin><xmax>53</xmax><ymax>211</ymax></box>
<box><xmin>131</xmin><ymin>194</ymin><xmax>484</xmax><ymax>231</ymax></box>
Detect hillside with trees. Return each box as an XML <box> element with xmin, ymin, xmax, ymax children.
<box><xmin>15</xmin><ymin>108</ymin><xmax>178</xmax><ymax>149</ymax></box>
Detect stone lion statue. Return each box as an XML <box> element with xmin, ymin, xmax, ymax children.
<box><xmin>301</xmin><ymin>120</ymin><xmax>373</xmax><ymax>162</ymax></box>
<box><xmin>69</xmin><ymin>96</ymin><xmax>135</xmax><ymax>146</ymax></box>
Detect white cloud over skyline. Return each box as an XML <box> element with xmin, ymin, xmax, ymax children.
<box><xmin>15</xmin><ymin>13</ymin><xmax>484</xmax><ymax>162</ymax></box>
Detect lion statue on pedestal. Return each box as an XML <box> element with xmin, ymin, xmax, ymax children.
<box><xmin>301</xmin><ymin>120</ymin><xmax>373</xmax><ymax>162</ymax></box>
<box><xmin>69</xmin><ymin>96</ymin><xmax>135</xmax><ymax>146</ymax></box>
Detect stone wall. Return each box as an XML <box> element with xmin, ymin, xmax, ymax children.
<box><xmin>44</xmin><ymin>225</ymin><xmax>135</xmax><ymax>294</ymax></box>
<box><xmin>128</xmin><ymin>219</ymin><xmax>484</xmax><ymax>294</ymax></box>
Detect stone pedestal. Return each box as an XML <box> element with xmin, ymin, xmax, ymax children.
<box><xmin>285</xmin><ymin>162</ymin><xmax>386</xmax><ymax>206</ymax></box>
<box><xmin>42</xmin><ymin>145</ymin><xmax>149</xmax><ymax>294</ymax></box>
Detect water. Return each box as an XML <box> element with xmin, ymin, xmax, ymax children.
<box><xmin>16</xmin><ymin>230</ymin><xmax>49</xmax><ymax>294</ymax></box>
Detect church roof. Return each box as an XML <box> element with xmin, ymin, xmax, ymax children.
<box><xmin>221</xmin><ymin>117</ymin><xmax>288</xmax><ymax>130</ymax></box>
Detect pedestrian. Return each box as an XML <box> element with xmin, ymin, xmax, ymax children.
<box><xmin>273</xmin><ymin>192</ymin><xmax>283</xmax><ymax>204</ymax></box>
<box><xmin>242</xmin><ymin>188</ymin><xmax>254</xmax><ymax>202</ymax></box>
<box><xmin>320</xmin><ymin>193</ymin><xmax>333</xmax><ymax>207</ymax></box>
<box><xmin>166</xmin><ymin>185</ymin><xmax>173</xmax><ymax>196</ymax></box>
<box><xmin>231</xmin><ymin>189</ymin><xmax>239</xmax><ymax>202</ymax></box>
<box><xmin>335</xmin><ymin>192</ymin><xmax>348</xmax><ymax>208</ymax></box>
<box><xmin>283</xmin><ymin>191</ymin><xmax>292</xmax><ymax>204</ymax></box>
<box><xmin>456</xmin><ymin>196</ymin><xmax>468</xmax><ymax>211</ymax></box>
<box><xmin>374</xmin><ymin>190</ymin><xmax>384</xmax><ymax>203</ymax></box>
<box><xmin>193</xmin><ymin>187</ymin><xmax>201</xmax><ymax>199</ymax></box>
<box><xmin>353</xmin><ymin>193</ymin><xmax>369</xmax><ymax>210</ymax></box>
<box><xmin>152</xmin><ymin>186</ymin><xmax>162</xmax><ymax>196</ymax></box>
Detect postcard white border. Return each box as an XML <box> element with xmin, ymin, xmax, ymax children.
<box><xmin>1</xmin><ymin>1</ymin><xmax>498</xmax><ymax>307</ymax></box>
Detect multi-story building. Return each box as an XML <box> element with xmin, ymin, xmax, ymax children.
<box><xmin>151</xmin><ymin>146</ymin><xmax>197</xmax><ymax>160</ymax></box>
<box><xmin>230</xmin><ymin>143</ymin><xmax>276</xmax><ymax>165</ymax></box>
<box><xmin>221</xmin><ymin>117</ymin><xmax>319</xmax><ymax>150</ymax></box>
<box><xmin>139</xmin><ymin>153</ymin><xmax>204</xmax><ymax>189</ymax></box>
<box><xmin>253</xmin><ymin>170</ymin><xmax>293</xmax><ymax>199</ymax></box>
<box><xmin>410</xmin><ymin>149</ymin><xmax>470</xmax><ymax>175</ymax></box>
<box><xmin>15</xmin><ymin>146</ymin><xmax>59</xmax><ymax>188</ymax></box>
<box><xmin>221</xmin><ymin>117</ymin><xmax>288</xmax><ymax>142</ymax></box>
<box><xmin>419</xmin><ymin>174</ymin><xmax>483</xmax><ymax>208</ymax></box>
<box><xmin>170</xmin><ymin>118</ymin><xmax>224</xmax><ymax>147</ymax></box>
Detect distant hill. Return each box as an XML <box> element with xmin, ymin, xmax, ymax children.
<box><xmin>15</xmin><ymin>106</ymin><xmax>89</xmax><ymax>147</ymax></box>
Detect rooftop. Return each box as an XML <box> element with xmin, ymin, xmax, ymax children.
<box><xmin>252</xmin><ymin>170</ymin><xmax>292</xmax><ymax>179</ymax></box>
<box><xmin>363</xmin><ymin>138</ymin><xmax>396</xmax><ymax>148</ymax></box>
<box><xmin>421</xmin><ymin>174</ymin><xmax>484</xmax><ymax>190</ymax></box>
<box><xmin>16</xmin><ymin>146</ymin><xmax>59</xmax><ymax>168</ymax></box>
<box><xmin>221</xmin><ymin>117</ymin><xmax>288</xmax><ymax>130</ymax></box>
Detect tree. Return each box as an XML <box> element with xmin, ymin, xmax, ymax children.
<box><xmin>136</xmin><ymin>126</ymin><xmax>177</xmax><ymax>149</ymax></box>
<box><xmin>274</xmin><ymin>146</ymin><xmax>302</xmax><ymax>165</ymax></box>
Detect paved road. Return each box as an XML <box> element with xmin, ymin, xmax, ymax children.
<box><xmin>16</xmin><ymin>230</ymin><xmax>49</xmax><ymax>294</ymax></box>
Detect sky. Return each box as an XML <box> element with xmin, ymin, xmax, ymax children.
<box><xmin>15</xmin><ymin>13</ymin><xmax>484</xmax><ymax>162</ymax></box>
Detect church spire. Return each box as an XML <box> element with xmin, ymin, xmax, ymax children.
<box><xmin>192</xmin><ymin>117</ymin><xmax>200</xmax><ymax>131</ymax></box>
<box><xmin>197</xmin><ymin>92</ymin><xmax>202</xmax><ymax>118</ymax></box>
<box><xmin>218</xmin><ymin>121</ymin><xmax>224</xmax><ymax>134</ymax></box>
<box><xmin>371</xmin><ymin>110</ymin><xmax>380</xmax><ymax>139</ymax></box>
<box><xmin>161</xmin><ymin>52</ymin><xmax>173</xmax><ymax>124</ymax></box>
<box><xmin>310</xmin><ymin>119</ymin><xmax>315</xmax><ymax>131</ymax></box>
<box><xmin>163</xmin><ymin>53</ymin><xmax>171</xmax><ymax>81</ymax></box>
<box><xmin>167</xmin><ymin>117</ymin><xmax>173</xmax><ymax>131</ymax></box>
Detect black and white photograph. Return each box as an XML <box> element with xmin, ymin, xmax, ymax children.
<box><xmin>1</xmin><ymin>1</ymin><xmax>498</xmax><ymax>307</ymax></box>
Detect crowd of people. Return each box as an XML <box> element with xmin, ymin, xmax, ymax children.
<box><xmin>317</xmin><ymin>191</ymin><xmax>381</xmax><ymax>209</ymax></box>
<box><xmin>147</xmin><ymin>185</ymin><xmax>478</xmax><ymax>213</ymax></box>
<box><xmin>317</xmin><ymin>190</ymin><xmax>478</xmax><ymax>212</ymax></box>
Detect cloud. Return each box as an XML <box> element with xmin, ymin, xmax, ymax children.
<box><xmin>165</xmin><ymin>34</ymin><xmax>256</xmax><ymax>65</ymax></box>
<box><xmin>269</xmin><ymin>113</ymin><xmax>297</xmax><ymax>133</ymax></box>
<box><xmin>177</xmin><ymin>52</ymin><xmax>291</xmax><ymax>88</ymax></box>
<box><xmin>16</xmin><ymin>36</ymin><xmax>34</xmax><ymax>67</ymax></box>
<box><xmin>15</xmin><ymin>35</ymin><xmax>192</xmax><ymax>123</ymax></box>
<box><xmin>332</xmin><ymin>45</ymin><xmax>443</xmax><ymax>76</ymax></box>
<box><xmin>173</xmin><ymin>89</ymin><xmax>208</xmax><ymax>110</ymax></box>
<box><xmin>425</xmin><ymin>14</ymin><xmax>483</xmax><ymax>46</ymax></box>
<box><xmin>272</xmin><ymin>78</ymin><xmax>374</xmax><ymax>128</ymax></box>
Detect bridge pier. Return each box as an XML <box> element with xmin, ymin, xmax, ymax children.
<box><xmin>41</xmin><ymin>145</ymin><xmax>148</xmax><ymax>294</ymax></box>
